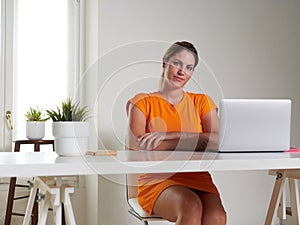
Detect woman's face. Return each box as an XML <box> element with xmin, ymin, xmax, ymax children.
<box><xmin>163</xmin><ymin>49</ymin><xmax>196</xmax><ymax>88</ymax></box>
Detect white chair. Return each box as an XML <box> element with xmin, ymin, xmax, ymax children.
<box><xmin>126</xmin><ymin>174</ymin><xmax>169</xmax><ymax>225</ymax></box>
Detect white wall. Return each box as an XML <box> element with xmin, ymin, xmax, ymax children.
<box><xmin>84</xmin><ymin>0</ymin><xmax>300</xmax><ymax>224</ymax></box>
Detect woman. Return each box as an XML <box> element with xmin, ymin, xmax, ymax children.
<box><xmin>126</xmin><ymin>41</ymin><xmax>226</xmax><ymax>225</ymax></box>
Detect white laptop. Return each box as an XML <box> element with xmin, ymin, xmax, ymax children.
<box><xmin>218</xmin><ymin>99</ymin><xmax>291</xmax><ymax>152</ymax></box>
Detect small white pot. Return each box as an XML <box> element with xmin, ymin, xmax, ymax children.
<box><xmin>52</xmin><ymin>121</ymin><xmax>89</xmax><ymax>156</ymax></box>
<box><xmin>26</xmin><ymin>121</ymin><xmax>45</xmax><ymax>140</ymax></box>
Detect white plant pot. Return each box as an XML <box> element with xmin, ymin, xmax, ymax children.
<box><xmin>26</xmin><ymin>121</ymin><xmax>45</xmax><ymax>140</ymax></box>
<box><xmin>52</xmin><ymin>121</ymin><xmax>89</xmax><ymax>156</ymax></box>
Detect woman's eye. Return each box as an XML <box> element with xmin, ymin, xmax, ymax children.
<box><xmin>186</xmin><ymin>66</ymin><xmax>193</xmax><ymax>71</ymax></box>
<box><xmin>172</xmin><ymin>61</ymin><xmax>180</xmax><ymax>66</ymax></box>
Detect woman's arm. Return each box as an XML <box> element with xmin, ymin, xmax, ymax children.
<box><xmin>198</xmin><ymin>108</ymin><xmax>219</xmax><ymax>150</ymax></box>
<box><xmin>140</xmin><ymin>108</ymin><xmax>219</xmax><ymax>151</ymax></box>
<box><xmin>126</xmin><ymin>103</ymin><xmax>148</xmax><ymax>150</ymax></box>
<box><xmin>126</xmin><ymin>103</ymin><xmax>219</xmax><ymax>151</ymax></box>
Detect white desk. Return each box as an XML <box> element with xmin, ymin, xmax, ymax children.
<box><xmin>1</xmin><ymin>150</ymin><xmax>300</xmax><ymax>177</ymax></box>
<box><xmin>1</xmin><ymin>150</ymin><xmax>300</xmax><ymax>225</ymax></box>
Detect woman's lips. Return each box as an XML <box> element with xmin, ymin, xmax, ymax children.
<box><xmin>173</xmin><ymin>76</ymin><xmax>185</xmax><ymax>82</ymax></box>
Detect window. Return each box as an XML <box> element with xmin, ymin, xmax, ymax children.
<box><xmin>13</xmin><ymin>0</ymin><xmax>80</xmax><ymax>140</ymax></box>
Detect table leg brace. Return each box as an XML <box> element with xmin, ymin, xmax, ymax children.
<box><xmin>62</xmin><ymin>185</ymin><xmax>76</xmax><ymax>225</ymax></box>
<box><xmin>277</xmin><ymin>182</ymin><xmax>287</xmax><ymax>221</ymax></box>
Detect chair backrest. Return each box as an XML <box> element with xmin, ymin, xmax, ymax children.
<box><xmin>125</xmin><ymin>145</ymin><xmax>140</xmax><ymax>200</ymax></box>
<box><xmin>127</xmin><ymin>173</ymin><xmax>140</xmax><ymax>200</ymax></box>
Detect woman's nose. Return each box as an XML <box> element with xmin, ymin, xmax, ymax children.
<box><xmin>178</xmin><ymin>68</ymin><xmax>185</xmax><ymax>75</ymax></box>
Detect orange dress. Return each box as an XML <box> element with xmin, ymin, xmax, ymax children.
<box><xmin>128</xmin><ymin>92</ymin><xmax>220</xmax><ymax>214</ymax></box>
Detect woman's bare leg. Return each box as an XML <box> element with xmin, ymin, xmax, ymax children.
<box><xmin>153</xmin><ymin>185</ymin><xmax>203</xmax><ymax>225</ymax></box>
<box><xmin>153</xmin><ymin>186</ymin><xmax>226</xmax><ymax>225</ymax></box>
<box><xmin>197</xmin><ymin>191</ymin><xmax>227</xmax><ymax>225</ymax></box>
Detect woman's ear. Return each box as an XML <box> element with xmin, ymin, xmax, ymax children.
<box><xmin>162</xmin><ymin>58</ymin><xmax>166</xmax><ymax>68</ymax></box>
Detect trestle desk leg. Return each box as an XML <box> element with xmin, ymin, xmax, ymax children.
<box><xmin>277</xmin><ymin>179</ymin><xmax>287</xmax><ymax>223</ymax></box>
<box><xmin>288</xmin><ymin>178</ymin><xmax>300</xmax><ymax>225</ymax></box>
<box><xmin>38</xmin><ymin>192</ymin><xmax>51</xmax><ymax>225</ymax></box>
<box><xmin>265</xmin><ymin>171</ymin><xmax>287</xmax><ymax>225</ymax></box>
<box><xmin>22</xmin><ymin>178</ymin><xmax>38</xmax><ymax>225</ymax></box>
<box><xmin>62</xmin><ymin>185</ymin><xmax>76</xmax><ymax>225</ymax></box>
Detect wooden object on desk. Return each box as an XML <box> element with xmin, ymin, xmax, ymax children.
<box><xmin>86</xmin><ymin>149</ymin><xmax>117</xmax><ymax>156</ymax></box>
<box><xmin>5</xmin><ymin>139</ymin><xmax>54</xmax><ymax>225</ymax></box>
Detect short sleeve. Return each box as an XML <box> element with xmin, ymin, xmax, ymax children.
<box><xmin>126</xmin><ymin>93</ymin><xmax>149</xmax><ymax>117</ymax></box>
<box><xmin>193</xmin><ymin>94</ymin><xmax>218</xmax><ymax>118</ymax></box>
<box><xmin>201</xmin><ymin>95</ymin><xmax>218</xmax><ymax>116</ymax></box>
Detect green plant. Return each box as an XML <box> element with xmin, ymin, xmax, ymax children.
<box><xmin>25</xmin><ymin>106</ymin><xmax>49</xmax><ymax>121</ymax></box>
<box><xmin>46</xmin><ymin>98</ymin><xmax>89</xmax><ymax>122</ymax></box>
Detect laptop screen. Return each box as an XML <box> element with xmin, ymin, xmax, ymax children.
<box><xmin>218</xmin><ymin>99</ymin><xmax>291</xmax><ymax>152</ymax></box>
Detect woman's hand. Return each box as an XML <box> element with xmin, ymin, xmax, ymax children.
<box><xmin>137</xmin><ymin>132</ymin><xmax>166</xmax><ymax>150</ymax></box>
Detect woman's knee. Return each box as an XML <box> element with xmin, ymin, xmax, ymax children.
<box><xmin>204</xmin><ymin>206</ymin><xmax>227</xmax><ymax>225</ymax></box>
<box><xmin>177</xmin><ymin>195</ymin><xmax>203</xmax><ymax>223</ymax></box>
<box><xmin>153</xmin><ymin>186</ymin><xmax>203</xmax><ymax>222</ymax></box>
<box><xmin>199</xmin><ymin>193</ymin><xmax>226</xmax><ymax>225</ymax></box>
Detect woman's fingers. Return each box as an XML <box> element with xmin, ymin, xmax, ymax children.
<box><xmin>152</xmin><ymin>138</ymin><xmax>162</xmax><ymax>149</ymax></box>
<box><xmin>138</xmin><ymin>132</ymin><xmax>165</xmax><ymax>150</ymax></box>
<box><xmin>138</xmin><ymin>133</ymin><xmax>152</xmax><ymax>147</ymax></box>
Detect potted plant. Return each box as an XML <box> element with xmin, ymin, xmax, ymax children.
<box><xmin>25</xmin><ymin>106</ymin><xmax>49</xmax><ymax>140</ymax></box>
<box><xmin>46</xmin><ymin>98</ymin><xmax>90</xmax><ymax>156</ymax></box>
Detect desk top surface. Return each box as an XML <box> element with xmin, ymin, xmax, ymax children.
<box><xmin>1</xmin><ymin>150</ymin><xmax>300</xmax><ymax>177</ymax></box>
